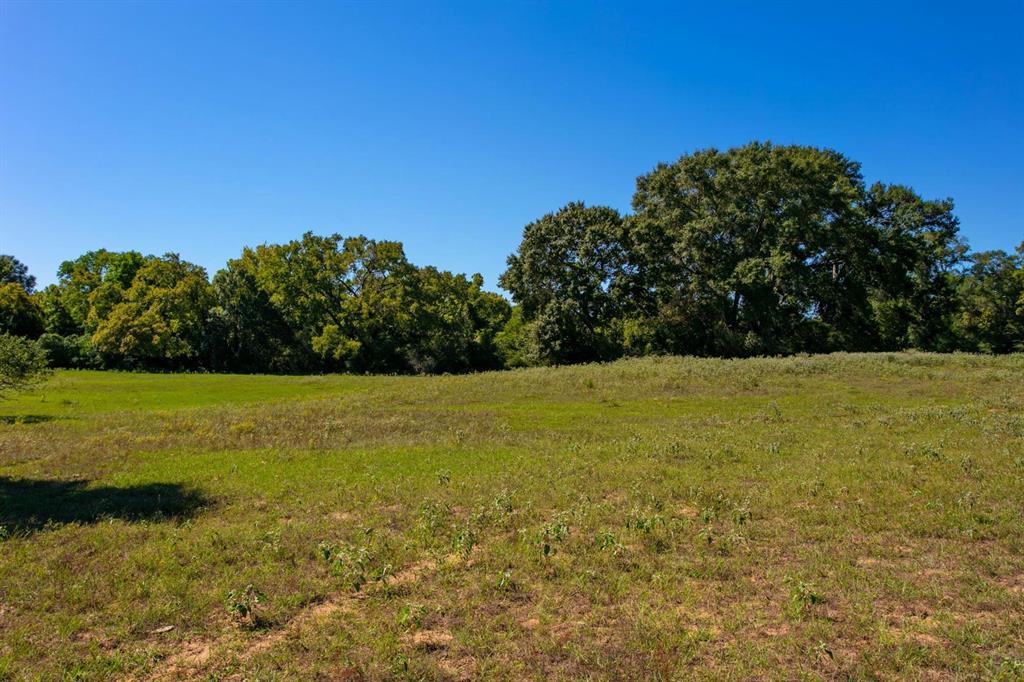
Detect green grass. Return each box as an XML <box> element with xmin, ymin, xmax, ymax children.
<box><xmin>1</xmin><ymin>354</ymin><xmax>1022</xmax><ymax>680</ymax></box>
<box><xmin>0</xmin><ymin>370</ymin><xmax>366</xmax><ymax>418</ymax></box>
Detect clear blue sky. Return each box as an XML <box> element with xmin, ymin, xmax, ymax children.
<box><xmin>2</xmin><ymin>1</ymin><xmax>1021</xmax><ymax>291</ymax></box>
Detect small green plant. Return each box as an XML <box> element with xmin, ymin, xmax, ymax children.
<box><xmin>626</xmin><ymin>507</ymin><xmax>661</xmax><ymax>533</ymax></box>
<box><xmin>318</xmin><ymin>539</ymin><xmax>391</xmax><ymax>591</ymax></box>
<box><xmin>596</xmin><ymin>531</ymin><xmax>625</xmax><ymax>555</ymax></box>
<box><xmin>732</xmin><ymin>501</ymin><xmax>752</xmax><ymax>526</ymax></box>
<box><xmin>697</xmin><ymin>525</ymin><xmax>715</xmax><ymax>546</ymax></box>
<box><xmin>538</xmin><ymin>515</ymin><xmax>570</xmax><ymax>558</ymax></box>
<box><xmin>397</xmin><ymin>602</ymin><xmax>427</xmax><ymax>630</ymax></box>
<box><xmin>226</xmin><ymin>584</ymin><xmax>265</xmax><ymax>628</ymax></box>
<box><xmin>390</xmin><ymin>652</ymin><xmax>410</xmax><ymax>676</ymax></box>
<box><xmin>259</xmin><ymin>528</ymin><xmax>282</xmax><ymax>553</ymax></box>
<box><xmin>960</xmin><ymin>455</ymin><xmax>983</xmax><ymax>479</ymax></box>
<box><xmin>452</xmin><ymin>525</ymin><xmax>477</xmax><ymax>558</ymax></box>
<box><xmin>784</xmin><ymin>576</ymin><xmax>824</xmax><ymax>619</ymax></box>
<box><xmin>318</xmin><ymin>540</ymin><xmax>337</xmax><ymax>562</ymax></box>
<box><xmin>905</xmin><ymin>442</ymin><xmax>942</xmax><ymax>461</ymax></box>
<box><xmin>417</xmin><ymin>500</ymin><xmax>453</xmax><ymax>541</ymax></box>
<box><xmin>496</xmin><ymin>568</ymin><xmax>519</xmax><ymax>593</ymax></box>
<box><xmin>813</xmin><ymin>641</ymin><xmax>835</xmax><ymax>662</ymax></box>
<box><xmin>492</xmin><ymin>488</ymin><xmax>514</xmax><ymax>516</ymax></box>
<box><xmin>762</xmin><ymin>402</ymin><xmax>783</xmax><ymax>423</ymax></box>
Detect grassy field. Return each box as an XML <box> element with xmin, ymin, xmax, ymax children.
<box><xmin>0</xmin><ymin>355</ymin><xmax>1022</xmax><ymax>681</ymax></box>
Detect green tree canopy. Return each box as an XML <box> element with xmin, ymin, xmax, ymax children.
<box><xmin>205</xmin><ymin>252</ymin><xmax>302</xmax><ymax>372</ymax></box>
<box><xmin>629</xmin><ymin>142</ymin><xmax>874</xmax><ymax>355</ymax></box>
<box><xmin>499</xmin><ymin>202</ymin><xmax>628</xmax><ymax>364</ymax></box>
<box><xmin>501</xmin><ymin>142</ymin><xmax>980</xmax><ymax>362</ymax></box>
<box><xmin>953</xmin><ymin>247</ymin><xmax>1024</xmax><ymax>353</ymax></box>
<box><xmin>242</xmin><ymin>232</ymin><xmax>511</xmax><ymax>373</ymax></box>
<box><xmin>90</xmin><ymin>254</ymin><xmax>213</xmax><ymax>367</ymax></box>
<box><xmin>6</xmin><ymin>141</ymin><xmax>1018</xmax><ymax>373</ymax></box>
<box><xmin>862</xmin><ymin>183</ymin><xmax>966</xmax><ymax>350</ymax></box>
<box><xmin>250</xmin><ymin>232</ymin><xmax>414</xmax><ymax>371</ymax></box>
<box><xmin>0</xmin><ymin>283</ymin><xmax>44</xmax><ymax>338</ymax></box>
<box><xmin>0</xmin><ymin>255</ymin><xmax>36</xmax><ymax>293</ymax></box>
<box><xmin>56</xmin><ymin>250</ymin><xmax>148</xmax><ymax>333</ymax></box>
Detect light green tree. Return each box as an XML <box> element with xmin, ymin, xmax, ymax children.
<box><xmin>90</xmin><ymin>254</ymin><xmax>213</xmax><ymax>367</ymax></box>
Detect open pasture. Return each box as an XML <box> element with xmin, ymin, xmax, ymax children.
<box><xmin>0</xmin><ymin>354</ymin><xmax>1022</xmax><ymax>680</ymax></box>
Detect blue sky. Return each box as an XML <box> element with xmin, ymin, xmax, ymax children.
<box><xmin>1</xmin><ymin>1</ymin><xmax>1021</xmax><ymax>291</ymax></box>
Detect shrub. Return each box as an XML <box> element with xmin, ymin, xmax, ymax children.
<box><xmin>0</xmin><ymin>334</ymin><xmax>50</xmax><ymax>396</ymax></box>
<box><xmin>37</xmin><ymin>333</ymin><xmax>101</xmax><ymax>369</ymax></box>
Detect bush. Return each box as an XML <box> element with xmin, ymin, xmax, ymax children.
<box><xmin>37</xmin><ymin>333</ymin><xmax>101</xmax><ymax>369</ymax></box>
<box><xmin>0</xmin><ymin>334</ymin><xmax>50</xmax><ymax>396</ymax></box>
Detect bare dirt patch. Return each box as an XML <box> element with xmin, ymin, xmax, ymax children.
<box><xmin>409</xmin><ymin>629</ymin><xmax>454</xmax><ymax>650</ymax></box>
<box><xmin>996</xmin><ymin>574</ymin><xmax>1023</xmax><ymax>593</ymax></box>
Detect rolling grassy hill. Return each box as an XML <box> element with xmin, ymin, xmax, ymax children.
<box><xmin>1</xmin><ymin>354</ymin><xmax>1022</xmax><ymax>680</ymax></box>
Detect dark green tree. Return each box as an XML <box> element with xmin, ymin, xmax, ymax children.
<box><xmin>36</xmin><ymin>285</ymin><xmax>79</xmax><ymax>336</ymax></box>
<box><xmin>405</xmin><ymin>268</ymin><xmax>511</xmax><ymax>373</ymax></box>
<box><xmin>629</xmin><ymin>142</ymin><xmax>871</xmax><ymax>356</ymax></box>
<box><xmin>0</xmin><ymin>255</ymin><xmax>36</xmax><ymax>293</ymax></box>
<box><xmin>862</xmin><ymin>183</ymin><xmax>966</xmax><ymax>351</ymax></box>
<box><xmin>952</xmin><ymin>246</ymin><xmax>1023</xmax><ymax>352</ymax></box>
<box><xmin>0</xmin><ymin>256</ymin><xmax>44</xmax><ymax>338</ymax></box>
<box><xmin>206</xmin><ymin>252</ymin><xmax>304</xmax><ymax>372</ymax></box>
<box><xmin>500</xmin><ymin>202</ymin><xmax>628</xmax><ymax>364</ymax></box>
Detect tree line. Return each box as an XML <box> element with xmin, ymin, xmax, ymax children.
<box><xmin>2</xmin><ymin>142</ymin><xmax>1021</xmax><ymax>375</ymax></box>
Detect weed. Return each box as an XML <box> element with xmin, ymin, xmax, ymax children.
<box><xmin>397</xmin><ymin>603</ymin><xmax>427</xmax><ymax>630</ymax></box>
<box><xmin>417</xmin><ymin>500</ymin><xmax>452</xmax><ymax>543</ymax></box>
<box><xmin>731</xmin><ymin>501</ymin><xmax>752</xmax><ymax>526</ymax></box>
<box><xmin>813</xmin><ymin>641</ymin><xmax>835</xmax><ymax>662</ymax></box>
<box><xmin>226</xmin><ymin>584</ymin><xmax>265</xmax><ymax>628</ymax></box>
<box><xmin>318</xmin><ymin>540</ymin><xmax>391</xmax><ymax>591</ymax></box>
<box><xmin>496</xmin><ymin>568</ymin><xmax>520</xmax><ymax>593</ymax></box>
<box><xmin>595</xmin><ymin>531</ymin><xmax>625</xmax><ymax>555</ymax></box>
<box><xmin>960</xmin><ymin>455</ymin><xmax>983</xmax><ymax>479</ymax></box>
<box><xmin>784</xmin><ymin>576</ymin><xmax>825</xmax><ymax>619</ymax></box>
<box><xmin>538</xmin><ymin>513</ymin><xmax>570</xmax><ymax>558</ymax></box>
<box><xmin>389</xmin><ymin>653</ymin><xmax>410</xmax><ymax>676</ymax></box>
<box><xmin>451</xmin><ymin>525</ymin><xmax>477</xmax><ymax>558</ymax></box>
<box><xmin>626</xmin><ymin>507</ymin><xmax>661</xmax><ymax>533</ymax></box>
<box><xmin>492</xmin><ymin>488</ymin><xmax>515</xmax><ymax>517</ymax></box>
<box><xmin>762</xmin><ymin>402</ymin><xmax>783</xmax><ymax>423</ymax></box>
<box><xmin>697</xmin><ymin>526</ymin><xmax>715</xmax><ymax>546</ymax></box>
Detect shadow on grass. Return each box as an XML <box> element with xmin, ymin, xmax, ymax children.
<box><xmin>0</xmin><ymin>477</ymin><xmax>207</xmax><ymax>534</ymax></box>
<box><xmin>0</xmin><ymin>415</ymin><xmax>57</xmax><ymax>425</ymax></box>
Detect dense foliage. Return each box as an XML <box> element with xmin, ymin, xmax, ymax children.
<box><xmin>2</xmin><ymin>236</ymin><xmax>510</xmax><ymax>373</ymax></box>
<box><xmin>2</xmin><ymin>142</ymin><xmax>1020</xmax><ymax>373</ymax></box>
<box><xmin>0</xmin><ymin>334</ymin><xmax>49</xmax><ymax>396</ymax></box>
<box><xmin>503</xmin><ymin>143</ymin><xmax>1022</xmax><ymax>363</ymax></box>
